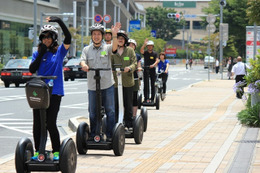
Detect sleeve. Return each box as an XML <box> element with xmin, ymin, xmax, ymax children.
<box><xmin>80</xmin><ymin>46</ymin><xmax>88</xmax><ymax>63</ymax></box>
<box><xmin>231</xmin><ymin>65</ymin><xmax>235</xmax><ymax>73</ymax></box>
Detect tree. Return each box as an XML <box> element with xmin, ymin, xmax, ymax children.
<box><xmin>202</xmin><ymin>0</ymin><xmax>249</xmax><ymax>57</ymax></box>
<box><xmin>247</xmin><ymin>0</ymin><xmax>260</xmax><ymax>25</ymax></box>
<box><xmin>129</xmin><ymin>28</ymin><xmax>166</xmax><ymax>54</ymax></box>
<box><xmin>145</xmin><ymin>6</ymin><xmax>180</xmax><ymax>41</ymax></box>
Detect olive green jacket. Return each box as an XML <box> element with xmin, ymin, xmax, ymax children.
<box><xmin>111</xmin><ymin>47</ymin><xmax>137</xmax><ymax>87</ymax></box>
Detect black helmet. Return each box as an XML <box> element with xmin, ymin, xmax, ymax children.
<box><xmin>117</xmin><ymin>30</ymin><xmax>128</xmax><ymax>46</ymax></box>
<box><xmin>89</xmin><ymin>23</ymin><xmax>104</xmax><ymax>35</ymax></box>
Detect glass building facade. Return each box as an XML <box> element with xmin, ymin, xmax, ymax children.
<box><xmin>0</xmin><ymin>20</ymin><xmax>33</xmax><ymax>64</ymax></box>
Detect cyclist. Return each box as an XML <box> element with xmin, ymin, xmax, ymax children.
<box><xmin>157</xmin><ymin>52</ymin><xmax>169</xmax><ymax>100</ymax></box>
<box><xmin>140</xmin><ymin>38</ymin><xmax>159</xmax><ymax>103</ymax></box>
<box><xmin>80</xmin><ymin>23</ymin><xmax>121</xmax><ymax>141</ymax></box>
<box><xmin>104</xmin><ymin>28</ymin><xmax>112</xmax><ymax>44</ymax></box>
<box><xmin>111</xmin><ymin>30</ymin><xmax>137</xmax><ymax>129</ymax></box>
<box><xmin>29</xmin><ymin>16</ymin><xmax>71</xmax><ymax>161</ymax></box>
<box><xmin>128</xmin><ymin>39</ymin><xmax>142</xmax><ymax>117</ymax></box>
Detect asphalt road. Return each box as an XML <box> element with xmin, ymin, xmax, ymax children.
<box><xmin>0</xmin><ymin>65</ymin><xmax>220</xmax><ymax>159</ymax></box>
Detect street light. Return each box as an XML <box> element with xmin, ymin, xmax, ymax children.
<box><xmin>219</xmin><ymin>0</ymin><xmax>225</xmax><ymax>80</ymax></box>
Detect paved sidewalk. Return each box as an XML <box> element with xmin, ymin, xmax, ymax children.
<box><xmin>1</xmin><ymin>79</ymin><xmax>260</xmax><ymax>173</ymax></box>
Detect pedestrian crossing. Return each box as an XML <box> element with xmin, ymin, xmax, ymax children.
<box><xmin>0</xmin><ymin>118</ymin><xmax>33</xmax><ymax>135</ymax></box>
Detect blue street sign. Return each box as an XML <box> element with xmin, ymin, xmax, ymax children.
<box><xmin>129</xmin><ymin>20</ymin><xmax>141</xmax><ymax>32</ymax></box>
<box><xmin>151</xmin><ymin>30</ymin><xmax>156</xmax><ymax>38</ymax></box>
<box><xmin>94</xmin><ymin>14</ymin><xmax>103</xmax><ymax>23</ymax></box>
<box><xmin>184</xmin><ymin>14</ymin><xmax>197</xmax><ymax>19</ymax></box>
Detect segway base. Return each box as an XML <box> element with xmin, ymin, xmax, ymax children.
<box><xmin>86</xmin><ymin>141</ymin><xmax>112</xmax><ymax>150</ymax></box>
<box><xmin>142</xmin><ymin>102</ymin><xmax>156</xmax><ymax>107</ymax></box>
<box><xmin>26</xmin><ymin>160</ymin><xmax>59</xmax><ymax>171</ymax></box>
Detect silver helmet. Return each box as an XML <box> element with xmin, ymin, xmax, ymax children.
<box><xmin>39</xmin><ymin>25</ymin><xmax>58</xmax><ymax>41</ymax></box>
<box><xmin>89</xmin><ymin>23</ymin><xmax>105</xmax><ymax>35</ymax></box>
<box><xmin>128</xmin><ymin>39</ymin><xmax>137</xmax><ymax>47</ymax></box>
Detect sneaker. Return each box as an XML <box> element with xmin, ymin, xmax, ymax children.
<box><xmin>31</xmin><ymin>151</ymin><xmax>39</xmax><ymax>161</ymax></box>
<box><xmin>53</xmin><ymin>152</ymin><xmax>59</xmax><ymax>161</ymax></box>
<box><xmin>162</xmin><ymin>93</ymin><xmax>166</xmax><ymax>100</ymax></box>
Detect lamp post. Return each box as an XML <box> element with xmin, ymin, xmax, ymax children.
<box><xmin>219</xmin><ymin>0</ymin><xmax>226</xmax><ymax>79</ymax></box>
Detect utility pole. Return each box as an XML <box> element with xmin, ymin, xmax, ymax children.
<box><xmin>33</xmin><ymin>0</ymin><xmax>37</xmax><ymax>47</ymax></box>
<box><xmin>219</xmin><ymin>0</ymin><xmax>226</xmax><ymax>79</ymax></box>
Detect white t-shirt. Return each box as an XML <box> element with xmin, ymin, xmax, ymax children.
<box><xmin>231</xmin><ymin>62</ymin><xmax>249</xmax><ymax>75</ymax></box>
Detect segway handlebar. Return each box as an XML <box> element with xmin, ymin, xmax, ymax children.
<box><xmin>88</xmin><ymin>68</ymin><xmax>111</xmax><ymax>71</ymax></box>
<box><xmin>22</xmin><ymin>75</ymin><xmax>57</xmax><ymax>80</ymax></box>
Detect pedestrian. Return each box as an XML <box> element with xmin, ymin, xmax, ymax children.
<box><xmin>128</xmin><ymin>39</ymin><xmax>142</xmax><ymax>117</ymax></box>
<box><xmin>186</xmin><ymin>59</ymin><xmax>189</xmax><ymax>69</ymax></box>
<box><xmin>80</xmin><ymin>23</ymin><xmax>121</xmax><ymax>142</ymax></box>
<box><xmin>29</xmin><ymin>16</ymin><xmax>71</xmax><ymax>161</ymax></box>
<box><xmin>104</xmin><ymin>28</ymin><xmax>112</xmax><ymax>44</ymax></box>
<box><xmin>215</xmin><ymin>59</ymin><xmax>219</xmax><ymax>74</ymax></box>
<box><xmin>140</xmin><ymin>39</ymin><xmax>159</xmax><ymax>103</ymax></box>
<box><xmin>231</xmin><ymin>56</ymin><xmax>249</xmax><ymax>99</ymax></box>
<box><xmin>189</xmin><ymin>58</ymin><xmax>193</xmax><ymax>69</ymax></box>
<box><xmin>111</xmin><ymin>30</ymin><xmax>137</xmax><ymax>129</ymax></box>
<box><xmin>157</xmin><ymin>52</ymin><xmax>169</xmax><ymax>100</ymax></box>
<box><xmin>227</xmin><ymin>56</ymin><xmax>233</xmax><ymax>79</ymax></box>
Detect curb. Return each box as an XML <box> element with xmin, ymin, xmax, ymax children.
<box><xmin>68</xmin><ymin>116</ymin><xmax>88</xmax><ymax>132</ymax></box>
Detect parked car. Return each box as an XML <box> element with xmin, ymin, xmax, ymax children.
<box><xmin>63</xmin><ymin>58</ymin><xmax>87</xmax><ymax>81</ymax></box>
<box><xmin>1</xmin><ymin>59</ymin><xmax>32</xmax><ymax>87</ymax></box>
<box><xmin>204</xmin><ymin>56</ymin><xmax>215</xmax><ymax>69</ymax></box>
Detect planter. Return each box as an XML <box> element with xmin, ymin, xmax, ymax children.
<box><xmin>251</xmin><ymin>93</ymin><xmax>260</xmax><ymax>106</ymax></box>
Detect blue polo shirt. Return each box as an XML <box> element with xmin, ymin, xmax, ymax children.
<box><xmin>32</xmin><ymin>44</ymin><xmax>68</xmax><ymax>96</ymax></box>
<box><xmin>158</xmin><ymin>59</ymin><xmax>169</xmax><ymax>74</ymax></box>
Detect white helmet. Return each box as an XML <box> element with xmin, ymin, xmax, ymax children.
<box><xmin>128</xmin><ymin>39</ymin><xmax>137</xmax><ymax>47</ymax></box>
<box><xmin>39</xmin><ymin>25</ymin><xmax>58</xmax><ymax>41</ymax></box>
<box><xmin>147</xmin><ymin>40</ymin><xmax>154</xmax><ymax>46</ymax></box>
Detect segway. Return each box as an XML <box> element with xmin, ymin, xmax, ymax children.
<box><xmin>76</xmin><ymin>68</ymin><xmax>125</xmax><ymax>156</ymax></box>
<box><xmin>113</xmin><ymin>65</ymin><xmax>144</xmax><ymax>144</ymax></box>
<box><xmin>15</xmin><ymin>76</ymin><xmax>77</xmax><ymax>173</ymax></box>
<box><xmin>155</xmin><ymin>69</ymin><xmax>164</xmax><ymax>101</ymax></box>
<box><xmin>140</xmin><ymin>66</ymin><xmax>160</xmax><ymax>110</ymax></box>
<box><xmin>136</xmin><ymin>70</ymin><xmax>148</xmax><ymax>132</ymax></box>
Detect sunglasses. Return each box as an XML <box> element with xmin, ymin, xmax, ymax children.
<box><xmin>42</xmin><ymin>35</ymin><xmax>52</xmax><ymax>40</ymax></box>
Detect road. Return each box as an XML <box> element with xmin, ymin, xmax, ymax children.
<box><xmin>0</xmin><ymin>65</ymin><xmax>220</xmax><ymax>160</ymax></box>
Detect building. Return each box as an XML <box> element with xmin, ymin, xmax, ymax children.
<box><xmin>135</xmin><ymin>0</ymin><xmax>211</xmax><ymax>46</ymax></box>
<box><xmin>0</xmin><ymin>0</ymin><xmax>145</xmax><ymax>61</ymax></box>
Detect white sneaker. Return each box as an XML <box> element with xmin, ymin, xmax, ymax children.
<box><xmin>162</xmin><ymin>93</ymin><xmax>166</xmax><ymax>100</ymax></box>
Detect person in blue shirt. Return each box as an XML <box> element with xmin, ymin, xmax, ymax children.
<box><xmin>157</xmin><ymin>52</ymin><xmax>169</xmax><ymax>100</ymax></box>
<box><xmin>29</xmin><ymin>16</ymin><xmax>71</xmax><ymax>161</ymax></box>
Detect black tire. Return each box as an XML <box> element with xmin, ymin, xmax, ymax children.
<box><xmin>15</xmin><ymin>137</ymin><xmax>33</xmax><ymax>173</ymax></box>
<box><xmin>76</xmin><ymin>122</ymin><xmax>89</xmax><ymax>154</ymax></box>
<box><xmin>156</xmin><ymin>94</ymin><xmax>160</xmax><ymax>110</ymax></box>
<box><xmin>133</xmin><ymin>116</ymin><xmax>144</xmax><ymax>144</ymax></box>
<box><xmin>64</xmin><ymin>78</ymin><xmax>69</xmax><ymax>81</ymax></box>
<box><xmin>4</xmin><ymin>81</ymin><xmax>10</xmax><ymax>88</ymax></box>
<box><xmin>112</xmin><ymin>124</ymin><xmax>125</xmax><ymax>156</ymax></box>
<box><xmin>15</xmin><ymin>83</ymin><xmax>20</xmax><ymax>87</ymax></box>
<box><xmin>71</xmin><ymin>78</ymin><xmax>75</xmax><ymax>81</ymax></box>
<box><xmin>141</xmin><ymin>107</ymin><xmax>148</xmax><ymax>132</ymax></box>
<box><xmin>137</xmin><ymin>93</ymin><xmax>142</xmax><ymax>109</ymax></box>
<box><xmin>60</xmin><ymin>138</ymin><xmax>77</xmax><ymax>173</ymax></box>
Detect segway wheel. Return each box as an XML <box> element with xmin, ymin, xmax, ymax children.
<box><xmin>141</xmin><ymin>107</ymin><xmax>148</xmax><ymax>132</ymax></box>
<box><xmin>112</xmin><ymin>124</ymin><xmax>125</xmax><ymax>156</ymax></box>
<box><xmin>15</xmin><ymin>137</ymin><xmax>33</xmax><ymax>173</ymax></box>
<box><xmin>156</xmin><ymin>94</ymin><xmax>160</xmax><ymax>110</ymax></box>
<box><xmin>134</xmin><ymin>116</ymin><xmax>144</xmax><ymax>144</ymax></box>
<box><xmin>76</xmin><ymin>122</ymin><xmax>89</xmax><ymax>154</ymax></box>
<box><xmin>137</xmin><ymin>93</ymin><xmax>142</xmax><ymax>109</ymax></box>
<box><xmin>60</xmin><ymin>138</ymin><xmax>77</xmax><ymax>173</ymax></box>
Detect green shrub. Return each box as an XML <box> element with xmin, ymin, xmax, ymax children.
<box><xmin>237</xmin><ymin>103</ymin><xmax>260</xmax><ymax>127</ymax></box>
<box><xmin>0</xmin><ymin>63</ymin><xmax>4</xmax><ymax>70</ymax></box>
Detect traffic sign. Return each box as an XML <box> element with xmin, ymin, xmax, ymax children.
<box><xmin>206</xmin><ymin>14</ymin><xmax>216</xmax><ymax>24</ymax></box>
<box><xmin>206</xmin><ymin>24</ymin><xmax>216</xmax><ymax>33</ymax></box>
<box><xmin>184</xmin><ymin>14</ymin><xmax>197</xmax><ymax>19</ymax></box>
<box><xmin>220</xmin><ymin>23</ymin><xmax>229</xmax><ymax>41</ymax></box>
<box><xmin>94</xmin><ymin>14</ymin><xmax>103</xmax><ymax>23</ymax></box>
<box><xmin>103</xmin><ymin>14</ymin><xmax>111</xmax><ymax>23</ymax></box>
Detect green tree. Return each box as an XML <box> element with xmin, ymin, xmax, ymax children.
<box><xmin>202</xmin><ymin>0</ymin><xmax>249</xmax><ymax>57</ymax></box>
<box><xmin>145</xmin><ymin>6</ymin><xmax>180</xmax><ymax>41</ymax></box>
<box><xmin>129</xmin><ymin>28</ymin><xmax>166</xmax><ymax>54</ymax></box>
<box><xmin>247</xmin><ymin>0</ymin><xmax>260</xmax><ymax>25</ymax></box>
